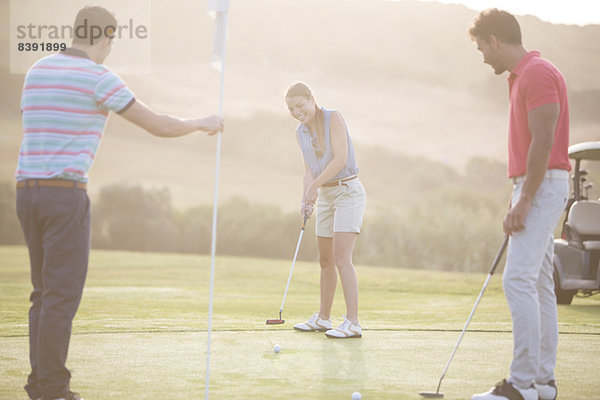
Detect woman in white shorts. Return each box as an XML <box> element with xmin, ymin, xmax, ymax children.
<box><xmin>285</xmin><ymin>82</ymin><xmax>366</xmax><ymax>338</ymax></box>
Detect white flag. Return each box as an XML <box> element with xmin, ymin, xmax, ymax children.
<box><xmin>207</xmin><ymin>0</ymin><xmax>229</xmax><ymax>71</ymax></box>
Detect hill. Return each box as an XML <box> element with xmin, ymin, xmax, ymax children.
<box><xmin>1</xmin><ymin>0</ymin><xmax>599</xmax><ymax>208</ymax></box>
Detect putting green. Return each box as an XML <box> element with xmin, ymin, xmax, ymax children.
<box><xmin>2</xmin><ymin>330</ymin><xmax>598</xmax><ymax>399</ymax></box>
<box><xmin>0</xmin><ymin>246</ymin><xmax>598</xmax><ymax>399</ymax></box>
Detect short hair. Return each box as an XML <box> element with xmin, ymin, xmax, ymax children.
<box><xmin>72</xmin><ymin>5</ymin><xmax>117</xmax><ymax>46</ymax></box>
<box><xmin>468</xmin><ymin>8</ymin><xmax>522</xmax><ymax>45</ymax></box>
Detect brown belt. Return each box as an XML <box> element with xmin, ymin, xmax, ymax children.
<box><xmin>16</xmin><ymin>179</ymin><xmax>87</xmax><ymax>190</ymax></box>
<box><xmin>322</xmin><ymin>175</ymin><xmax>358</xmax><ymax>187</ymax></box>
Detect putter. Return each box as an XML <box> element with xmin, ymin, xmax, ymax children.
<box><xmin>266</xmin><ymin>214</ymin><xmax>309</xmax><ymax>325</ymax></box>
<box><xmin>419</xmin><ymin>235</ymin><xmax>509</xmax><ymax>399</ymax></box>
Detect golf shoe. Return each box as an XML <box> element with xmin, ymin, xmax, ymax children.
<box><xmin>535</xmin><ymin>381</ymin><xmax>557</xmax><ymax>400</ymax></box>
<box><xmin>325</xmin><ymin>316</ymin><xmax>362</xmax><ymax>338</ymax></box>
<box><xmin>293</xmin><ymin>313</ymin><xmax>332</xmax><ymax>332</ymax></box>
<box><xmin>37</xmin><ymin>391</ymin><xmax>83</xmax><ymax>400</ymax></box>
<box><xmin>471</xmin><ymin>379</ymin><xmax>537</xmax><ymax>400</ymax></box>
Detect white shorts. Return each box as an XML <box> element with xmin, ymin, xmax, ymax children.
<box><xmin>316</xmin><ymin>178</ymin><xmax>366</xmax><ymax>238</ymax></box>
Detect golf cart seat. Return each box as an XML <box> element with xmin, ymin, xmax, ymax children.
<box><xmin>566</xmin><ymin>200</ymin><xmax>600</xmax><ymax>251</ymax></box>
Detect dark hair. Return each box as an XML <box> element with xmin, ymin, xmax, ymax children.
<box><xmin>72</xmin><ymin>5</ymin><xmax>117</xmax><ymax>45</ymax></box>
<box><xmin>468</xmin><ymin>8</ymin><xmax>522</xmax><ymax>45</ymax></box>
<box><xmin>286</xmin><ymin>82</ymin><xmax>325</xmax><ymax>158</ymax></box>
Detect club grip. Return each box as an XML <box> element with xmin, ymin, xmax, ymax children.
<box><xmin>489</xmin><ymin>235</ymin><xmax>509</xmax><ymax>276</ymax></box>
<box><xmin>301</xmin><ymin>214</ymin><xmax>308</xmax><ymax>229</ymax></box>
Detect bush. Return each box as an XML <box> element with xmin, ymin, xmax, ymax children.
<box><xmin>0</xmin><ymin>182</ymin><xmax>24</xmax><ymax>245</ymax></box>
<box><xmin>0</xmin><ymin>155</ymin><xmax>515</xmax><ymax>274</ymax></box>
<box><xmin>91</xmin><ymin>185</ymin><xmax>179</xmax><ymax>252</ymax></box>
<box><xmin>177</xmin><ymin>197</ymin><xmax>318</xmax><ymax>261</ymax></box>
<box><xmin>357</xmin><ymin>188</ymin><xmax>507</xmax><ymax>272</ymax></box>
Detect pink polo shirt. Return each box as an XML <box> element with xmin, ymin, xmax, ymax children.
<box><xmin>507</xmin><ymin>51</ymin><xmax>570</xmax><ymax>178</ymax></box>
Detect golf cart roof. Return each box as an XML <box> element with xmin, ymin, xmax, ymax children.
<box><xmin>568</xmin><ymin>141</ymin><xmax>600</xmax><ymax>161</ymax></box>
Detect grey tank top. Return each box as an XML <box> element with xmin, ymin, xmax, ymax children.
<box><xmin>296</xmin><ymin>108</ymin><xmax>359</xmax><ymax>183</ymax></box>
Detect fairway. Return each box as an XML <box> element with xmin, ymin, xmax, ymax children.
<box><xmin>1</xmin><ymin>245</ymin><xmax>599</xmax><ymax>399</ymax></box>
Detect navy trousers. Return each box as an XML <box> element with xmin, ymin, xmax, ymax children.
<box><xmin>16</xmin><ymin>185</ymin><xmax>90</xmax><ymax>400</ymax></box>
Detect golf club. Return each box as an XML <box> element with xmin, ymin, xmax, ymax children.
<box><xmin>419</xmin><ymin>235</ymin><xmax>509</xmax><ymax>398</ymax></box>
<box><xmin>266</xmin><ymin>214</ymin><xmax>309</xmax><ymax>325</ymax></box>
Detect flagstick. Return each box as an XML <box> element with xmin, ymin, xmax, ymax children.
<box><xmin>205</xmin><ymin>12</ymin><xmax>227</xmax><ymax>400</ymax></box>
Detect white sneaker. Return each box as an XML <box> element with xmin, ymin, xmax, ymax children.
<box><xmin>536</xmin><ymin>381</ymin><xmax>557</xmax><ymax>400</ymax></box>
<box><xmin>293</xmin><ymin>313</ymin><xmax>332</xmax><ymax>332</ymax></box>
<box><xmin>471</xmin><ymin>379</ymin><xmax>537</xmax><ymax>400</ymax></box>
<box><xmin>325</xmin><ymin>316</ymin><xmax>362</xmax><ymax>338</ymax></box>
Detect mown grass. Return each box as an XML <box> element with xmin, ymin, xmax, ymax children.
<box><xmin>0</xmin><ymin>245</ymin><xmax>599</xmax><ymax>399</ymax></box>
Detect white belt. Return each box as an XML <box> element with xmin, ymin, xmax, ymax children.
<box><xmin>510</xmin><ymin>169</ymin><xmax>569</xmax><ymax>184</ymax></box>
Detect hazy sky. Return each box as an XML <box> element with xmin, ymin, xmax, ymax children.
<box><xmin>413</xmin><ymin>0</ymin><xmax>600</xmax><ymax>26</ymax></box>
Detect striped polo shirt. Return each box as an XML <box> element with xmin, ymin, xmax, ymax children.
<box><xmin>16</xmin><ymin>48</ymin><xmax>135</xmax><ymax>183</ymax></box>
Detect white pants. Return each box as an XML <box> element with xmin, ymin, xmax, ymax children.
<box><xmin>503</xmin><ymin>172</ymin><xmax>569</xmax><ymax>389</ymax></box>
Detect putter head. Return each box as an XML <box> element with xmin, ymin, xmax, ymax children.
<box><xmin>266</xmin><ymin>319</ymin><xmax>285</xmax><ymax>325</ymax></box>
<box><xmin>418</xmin><ymin>392</ymin><xmax>444</xmax><ymax>398</ymax></box>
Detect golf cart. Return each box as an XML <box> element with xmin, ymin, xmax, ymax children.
<box><xmin>553</xmin><ymin>141</ymin><xmax>600</xmax><ymax>305</ymax></box>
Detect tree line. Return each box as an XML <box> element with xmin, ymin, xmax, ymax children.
<box><xmin>0</xmin><ymin>164</ymin><xmax>514</xmax><ymax>273</ymax></box>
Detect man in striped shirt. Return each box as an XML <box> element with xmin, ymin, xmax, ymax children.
<box><xmin>16</xmin><ymin>6</ymin><xmax>223</xmax><ymax>400</ymax></box>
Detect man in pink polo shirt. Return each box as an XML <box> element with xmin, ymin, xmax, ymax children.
<box><xmin>468</xmin><ymin>9</ymin><xmax>570</xmax><ymax>400</ymax></box>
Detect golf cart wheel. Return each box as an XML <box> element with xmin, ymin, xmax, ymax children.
<box><xmin>553</xmin><ymin>270</ymin><xmax>577</xmax><ymax>305</ymax></box>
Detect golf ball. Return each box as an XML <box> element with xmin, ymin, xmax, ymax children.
<box><xmin>351</xmin><ymin>392</ymin><xmax>362</xmax><ymax>400</ymax></box>
<box><xmin>273</xmin><ymin>344</ymin><xmax>281</xmax><ymax>353</ymax></box>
